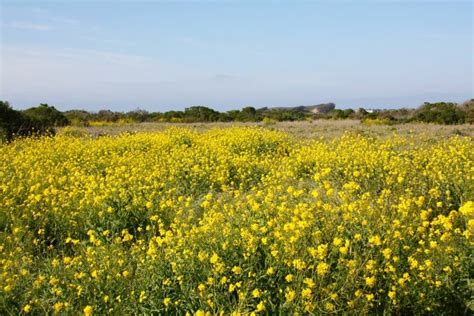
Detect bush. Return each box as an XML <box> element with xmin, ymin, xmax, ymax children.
<box><xmin>64</xmin><ymin>110</ymin><xmax>92</xmax><ymax>126</ymax></box>
<box><xmin>459</xmin><ymin>100</ymin><xmax>474</xmax><ymax>124</ymax></box>
<box><xmin>23</xmin><ymin>104</ymin><xmax>70</xmax><ymax>127</ymax></box>
<box><xmin>262</xmin><ymin>117</ymin><xmax>277</xmax><ymax>125</ymax></box>
<box><xmin>0</xmin><ymin>101</ymin><xmax>55</xmax><ymax>142</ymax></box>
<box><xmin>329</xmin><ymin>109</ymin><xmax>355</xmax><ymax>120</ymax></box>
<box><xmin>183</xmin><ymin>106</ymin><xmax>221</xmax><ymax>122</ymax></box>
<box><xmin>413</xmin><ymin>102</ymin><xmax>466</xmax><ymax>125</ymax></box>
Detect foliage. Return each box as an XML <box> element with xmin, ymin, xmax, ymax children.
<box><xmin>0</xmin><ymin>101</ymin><xmax>54</xmax><ymax>142</ymax></box>
<box><xmin>459</xmin><ymin>100</ymin><xmax>474</xmax><ymax>124</ymax></box>
<box><xmin>329</xmin><ymin>109</ymin><xmax>355</xmax><ymax>120</ymax></box>
<box><xmin>261</xmin><ymin>109</ymin><xmax>307</xmax><ymax>122</ymax></box>
<box><xmin>125</xmin><ymin>109</ymin><xmax>150</xmax><ymax>123</ymax></box>
<box><xmin>238</xmin><ymin>106</ymin><xmax>259</xmax><ymax>122</ymax></box>
<box><xmin>64</xmin><ymin>110</ymin><xmax>92</xmax><ymax>127</ymax></box>
<box><xmin>413</xmin><ymin>102</ymin><xmax>467</xmax><ymax>125</ymax></box>
<box><xmin>1</xmin><ymin>128</ymin><xmax>472</xmax><ymax>314</ymax></box>
<box><xmin>262</xmin><ymin>117</ymin><xmax>277</xmax><ymax>125</ymax></box>
<box><xmin>183</xmin><ymin>106</ymin><xmax>221</xmax><ymax>123</ymax></box>
<box><xmin>22</xmin><ymin>104</ymin><xmax>70</xmax><ymax>127</ymax></box>
<box><xmin>3</xmin><ymin>100</ymin><xmax>474</xmax><ymax>130</ymax></box>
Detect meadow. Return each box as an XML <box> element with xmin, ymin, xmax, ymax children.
<box><xmin>0</xmin><ymin>122</ymin><xmax>473</xmax><ymax>315</ymax></box>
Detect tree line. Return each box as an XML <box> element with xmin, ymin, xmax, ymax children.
<box><xmin>63</xmin><ymin>101</ymin><xmax>474</xmax><ymax>125</ymax></box>
<box><xmin>0</xmin><ymin>101</ymin><xmax>69</xmax><ymax>141</ymax></box>
<box><xmin>1</xmin><ymin>100</ymin><xmax>473</xmax><ymax>141</ymax></box>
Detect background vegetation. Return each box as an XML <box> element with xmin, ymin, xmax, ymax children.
<box><xmin>1</xmin><ymin>100</ymin><xmax>472</xmax><ymax>142</ymax></box>
<box><xmin>0</xmin><ymin>102</ymin><xmax>70</xmax><ymax>142</ymax></box>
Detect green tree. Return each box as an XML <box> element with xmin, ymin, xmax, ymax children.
<box><xmin>0</xmin><ymin>101</ymin><xmax>52</xmax><ymax>141</ymax></box>
<box><xmin>414</xmin><ymin>102</ymin><xmax>466</xmax><ymax>124</ymax></box>
<box><xmin>183</xmin><ymin>106</ymin><xmax>220</xmax><ymax>122</ymax></box>
<box><xmin>23</xmin><ymin>104</ymin><xmax>70</xmax><ymax>127</ymax></box>
<box><xmin>239</xmin><ymin>106</ymin><xmax>260</xmax><ymax>121</ymax></box>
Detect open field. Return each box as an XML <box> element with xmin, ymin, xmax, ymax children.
<box><xmin>1</xmin><ymin>124</ymin><xmax>473</xmax><ymax>314</ymax></box>
<box><xmin>68</xmin><ymin>120</ymin><xmax>474</xmax><ymax>139</ymax></box>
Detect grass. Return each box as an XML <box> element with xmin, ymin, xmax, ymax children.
<box><xmin>65</xmin><ymin>120</ymin><xmax>474</xmax><ymax>139</ymax></box>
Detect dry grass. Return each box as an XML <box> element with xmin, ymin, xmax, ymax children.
<box><xmin>65</xmin><ymin>120</ymin><xmax>474</xmax><ymax>139</ymax></box>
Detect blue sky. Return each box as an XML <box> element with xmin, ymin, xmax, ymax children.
<box><xmin>1</xmin><ymin>1</ymin><xmax>472</xmax><ymax>112</ymax></box>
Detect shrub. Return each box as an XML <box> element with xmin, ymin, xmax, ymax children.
<box><xmin>413</xmin><ymin>102</ymin><xmax>466</xmax><ymax>125</ymax></box>
<box><xmin>0</xmin><ymin>101</ymin><xmax>54</xmax><ymax>142</ymax></box>
<box><xmin>23</xmin><ymin>103</ymin><xmax>70</xmax><ymax>127</ymax></box>
<box><xmin>262</xmin><ymin>117</ymin><xmax>277</xmax><ymax>125</ymax></box>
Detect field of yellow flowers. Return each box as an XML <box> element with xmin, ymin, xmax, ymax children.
<box><xmin>1</xmin><ymin>127</ymin><xmax>473</xmax><ymax>314</ymax></box>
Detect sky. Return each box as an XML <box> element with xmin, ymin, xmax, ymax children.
<box><xmin>1</xmin><ymin>0</ymin><xmax>473</xmax><ymax>112</ymax></box>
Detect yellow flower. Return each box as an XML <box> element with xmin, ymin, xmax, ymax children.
<box><xmin>252</xmin><ymin>288</ymin><xmax>261</xmax><ymax>298</ymax></box>
<box><xmin>54</xmin><ymin>302</ymin><xmax>63</xmax><ymax>312</ymax></box>
<box><xmin>302</xmin><ymin>288</ymin><xmax>312</xmax><ymax>299</ymax></box>
<box><xmin>83</xmin><ymin>305</ymin><xmax>93</xmax><ymax>316</ymax></box>
<box><xmin>292</xmin><ymin>259</ymin><xmax>306</xmax><ymax>270</ymax></box>
<box><xmin>316</xmin><ymin>262</ymin><xmax>330</xmax><ymax>276</ymax></box>
<box><xmin>325</xmin><ymin>302</ymin><xmax>335</xmax><ymax>312</ymax></box>
<box><xmin>333</xmin><ymin>237</ymin><xmax>343</xmax><ymax>246</ymax></box>
<box><xmin>317</xmin><ymin>244</ymin><xmax>328</xmax><ymax>258</ymax></box>
<box><xmin>256</xmin><ymin>301</ymin><xmax>266</xmax><ymax>312</ymax></box>
<box><xmin>285</xmin><ymin>289</ymin><xmax>296</xmax><ymax>302</ymax></box>
<box><xmin>365</xmin><ymin>260</ymin><xmax>376</xmax><ymax>271</ymax></box>
<box><xmin>460</xmin><ymin>201</ymin><xmax>474</xmax><ymax>217</ymax></box>
<box><xmin>303</xmin><ymin>277</ymin><xmax>315</xmax><ymax>288</ymax></box>
<box><xmin>424</xmin><ymin>259</ymin><xmax>432</xmax><ymax>269</ymax></box>
<box><xmin>210</xmin><ymin>253</ymin><xmax>220</xmax><ymax>264</ymax></box>
<box><xmin>408</xmin><ymin>257</ymin><xmax>418</xmax><ymax>270</ymax></box>
<box><xmin>365</xmin><ymin>276</ymin><xmax>376</xmax><ymax>287</ymax></box>
<box><xmin>382</xmin><ymin>248</ymin><xmax>392</xmax><ymax>260</ymax></box>
<box><xmin>139</xmin><ymin>291</ymin><xmax>147</xmax><ymax>303</ymax></box>
<box><xmin>368</xmin><ymin>235</ymin><xmax>382</xmax><ymax>246</ymax></box>
<box><xmin>232</xmin><ymin>266</ymin><xmax>242</xmax><ymax>275</ymax></box>
<box><xmin>339</xmin><ymin>246</ymin><xmax>348</xmax><ymax>255</ymax></box>
<box><xmin>23</xmin><ymin>304</ymin><xmax>31</xmax><ymax>313</ymax></box>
